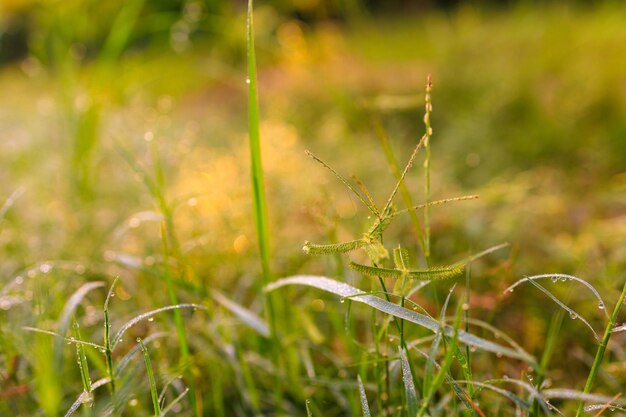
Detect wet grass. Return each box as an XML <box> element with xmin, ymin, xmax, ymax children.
<box><xmin>0</xmin><ymin>2</ymin><xmax>625</xmax><ymax>416</ymax></box>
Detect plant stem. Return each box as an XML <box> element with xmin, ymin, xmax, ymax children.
<box><xmin>575</xmin><ymin>282</ymin><xmax>626</xmax><ymax>417</ymax></box>
<box><xmin>247</xmin><ymin>0</ymin><xmax>283</xmax><ymax>412</ymax></box>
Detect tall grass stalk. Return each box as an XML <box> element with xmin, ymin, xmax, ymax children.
<box><xmin>247</xmin><ymin>0</ymin><xmax>283</xmax><ymax>412</ymax></box>
<box><xmin>575</xmin><ymin>282</ymin><xmax>626</xmax><ymax>417</ymax></box>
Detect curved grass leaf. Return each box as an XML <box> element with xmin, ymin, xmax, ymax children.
<box><xmin>64</xmin><ymin>391</ymin><xmax>92</xmax><ymax>417</ymax></box>
<box><xmin>483</xmin><ymin>378</ymin><xmax>553</xmax><ymax>416</ymax></box>
<box><xmin>526</xmin><ymin>279</ymin><xmax>599</xmax><ymax>340</ymax></box>
<box><xmin>58</xmin><ymin>281</ymin><xmax>106</xmax><ymax>336</ymax></box>
<box><xmin>455</xmin><ymin>381</ymin><xmax>531</xmax><ymax>410</ymax></box>
<box><xmin>112</xmin><ymin>304</ymin><xmax>206</xmax><ymax>349</ymax></box>
<box><xmin>212</xmin><ymin>290</ymin><xmax>269</xmax><ymax>337</ymax></box>
<box><xmin>115</xmin><ymin>332</ymin><xmax>168</xmax><ymax>378</ymax></box>
<box><xmin>505</xmin><ymin>274</ymin><xmax>609</xmax><ymax>319</ymax></box>
<box><xmin>22</xmin><ymin>327</ymin><xmax>105</xmax><ymax>350</ymax></box>
<box><xmin>265</xmin><ymin>276</ymin><xmax>534</xmax><ymax>362</ymax></box>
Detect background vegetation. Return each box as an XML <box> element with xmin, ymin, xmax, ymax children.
<box><xmin>1</xmin><ymin>0</ymin><xmax>625</xmax><ymax>415</ymax></box>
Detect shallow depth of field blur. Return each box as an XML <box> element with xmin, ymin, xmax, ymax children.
<box><xmin>1</xmin><ymin>0</ymin><xmax>626</xmax><ymax>416</ymax></box>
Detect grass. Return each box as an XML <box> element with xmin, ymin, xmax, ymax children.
<box><xmin>0</xmin><ymin>2</ymin><xmax>625</xmax><ymax>416</ymax></box>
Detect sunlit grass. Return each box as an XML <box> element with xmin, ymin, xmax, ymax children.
<box><xmin>0</xmin><ymin>3</ymin><xmax>625</xmax><ymax>416</ymax></box>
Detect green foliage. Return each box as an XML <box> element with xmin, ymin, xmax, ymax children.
<box><xmin>1</xmin><ymin>3</ymin><xmax>625</xmax><ymax>416</ymax></box>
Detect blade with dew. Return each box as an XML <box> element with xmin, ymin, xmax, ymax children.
<box><xmin>111</xmin><ymin>304</ymin><xmax>206</xmax><ymax>349</ymax></box>
<box><xmin>357</xmin><ymin>375</ymin><xmax>371</xmax><ymax>417</ymax></box>
<box><xmin>504</xmin><ymin>274</ymin><xmax>609</xmax><ymax>319</ymax></box>
<box><xmin>525</xmin><ymin>279</ymin><xmax>599</xmax><ymax>340</ymax></box>
<box><xmin>22</xmin><ymin>327</ymin><xmax>105</xmax><ymax>350</ymax></box>
<box><xmin>423</xmin><ymin>284</ymin><xmax>455</xmax><ymax>397</ymax></box>
<box><xmin>399</xmin><ymin>347</ymin><xmax>419</xmax><ymax>417</ymax></box>
<box><xmin>265</xmin><ymin>276</ymin><xmax>534</xmax><ymax>362</ymax></box>
<box><xmin>138</xmin><ymin>337</ymin><xmax>161</xmax><ymax>416</ymax></box>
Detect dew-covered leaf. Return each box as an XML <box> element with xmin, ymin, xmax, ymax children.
<box><xmin>266</xmin><ymin>276</ymin><xmax>534</xmax><ymax>362</ymax></box>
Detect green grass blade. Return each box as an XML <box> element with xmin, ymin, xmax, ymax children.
<box><xmin>58</xmin><ymin>281</ymin><xmax>105</xmax><ymax>339</ymax></box>
<box><xmin>357</xmin><ymin>375</ymin><xmax>372</xmax><ymax>417</ymax></box>
<box><xmin>111</xmin><ymin>303</ymin><xmax>206</xmax><ymax>349</ymax></box>
<box><xmin>575</xmin><ymin>282</ymin><xmax>626</xmax><ymax>417</ymax></box>
<box><xmin>73</xmin><ymin>320</ymin><xmax>92</xmax><ymax>395</ymax></box>
<box><xmin>423</xmin><ymin>284</ymin><xmax>455</xmax><ymax>398</ymax></box>
<box><xmin>104</xmin><ymin>278</ymin><xmax>118</xmax><ymax>393</ymax></box>
<box><xmin>247</xmin><ymin>0</ymin><xmax>271</xmax><ymax>288</ymax></box>
<box><xmin>138</xmin><ymin>337</ymin><xmax>161</xmax><ymax>416</ymax></box>
<box><xmin>399</xmin><ymin>347</ymin><xmax>418</xmax><ymax>416</ymax></box>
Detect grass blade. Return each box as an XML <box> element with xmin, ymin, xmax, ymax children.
<box><xmin>266</xmin><ymin>276</ymin><xmax>535</xmax><ymax>362</ymax></box>
<box><xmin>357</xmin><ymin>375</ymin><xmax>371</xmax><ymax>417</ymax></box>
<box><xmin>212</xmin><ymin>290</ymin><xmax>269</xmax><ymax>337</ymax></box>
<box><xmin>575</xmin><ymin>282</ymin><xmax>626</xmax><ymax>417</ymax></box>
<box><xmin>138</xmin><ymin>337</ymin><xmax>161</xmax><ymax>416</ymax></box>
<box><xmin>112</xmin><ymin>304</ymin><xmax>206</xmax><ymax>349</ymax></box>
<box><xmin>247</xmin><ymin>1</ymin><xmax>283</xmax><ymax>411</ymax></box>
<box><xmin>399</xmin><ymin>347</ymin><xmax>418</xmax><ymax>416</ymax></box>
<box><xmin>58</xmin><ymin>281</ymin><xmax>105</xmax><ymax>337</ymax></box>
<box><xmin>526</xmin><ymin>279</ymin><xmax>599</xmax><ymax>340</ymax></box>
<box><xmin>161</xmin><ymin>388</ymin><xmax>190</xmax><ymax>417</ymax></box>
<box><xmin>505</xmin><ymin>274</ymin><xmax>609</xmax><ymax>319</ymax></box>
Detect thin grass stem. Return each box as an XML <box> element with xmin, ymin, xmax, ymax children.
<box><xmin>575</xmin><ymin>282</ymin><xmax>626</xmax><ymax>417</ymax></box>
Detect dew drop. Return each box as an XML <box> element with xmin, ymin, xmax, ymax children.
<box><xmin>551</xmin><ymin>276</ymin><xmax>558</xmax><ymax>283</ymax></box>
<box><xmin>148</xmin><ymin>317</ymin><xmax>154</xmax><ymax>322</ymax></box>
<box><xmin>598</xmin><ymin>302</ymin><xmax>605</xmax><ymax>310</ymax></box>
<box><xmin>136</xmin><ymin>337</ymin><xmax>141</xmax><ymax>343</ymax></box>
<box><xmin>245</xmin><ymin>78</ymin><xmax>250</xmax><ymax>85</ymax></box>
<box><xmin>339</xmin><ymin>299</ymin><xmax>345</xmax><ymax>304</ymax></box>
<box><xmin>508</xmin><ymin>288</ymin><xmax>514</xmax><ymax>293</ymax></box>
<box><xmin>569</xmin><ymin>311</ymin><xmax>578</xmax><ymax>320</ymax></box>
<box><xmin>461</xmin><ymin>303</ymin><xmax>469</xmax><ymax>311</ymax></box>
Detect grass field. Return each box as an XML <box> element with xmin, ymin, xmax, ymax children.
<box><xmin>1</xmin><ymin>2</ymin><xmax>626</xmax><ymax>416</ymax></box>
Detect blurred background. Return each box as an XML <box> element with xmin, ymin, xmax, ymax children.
<box><xmin>1</xmin><ymin>0</ymin><xmax>625</xmax><ymax>415</ymax></box>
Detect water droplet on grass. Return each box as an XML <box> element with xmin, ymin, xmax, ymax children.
<box><xmin>569</xmin><ymin>312</ymin><xmax>578</xmax><ymax>320</ymax></box>
<box><xmin>598</xmin><ymin>302</ymin><xmax>605</xmax><ymax>310</ymax></box>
